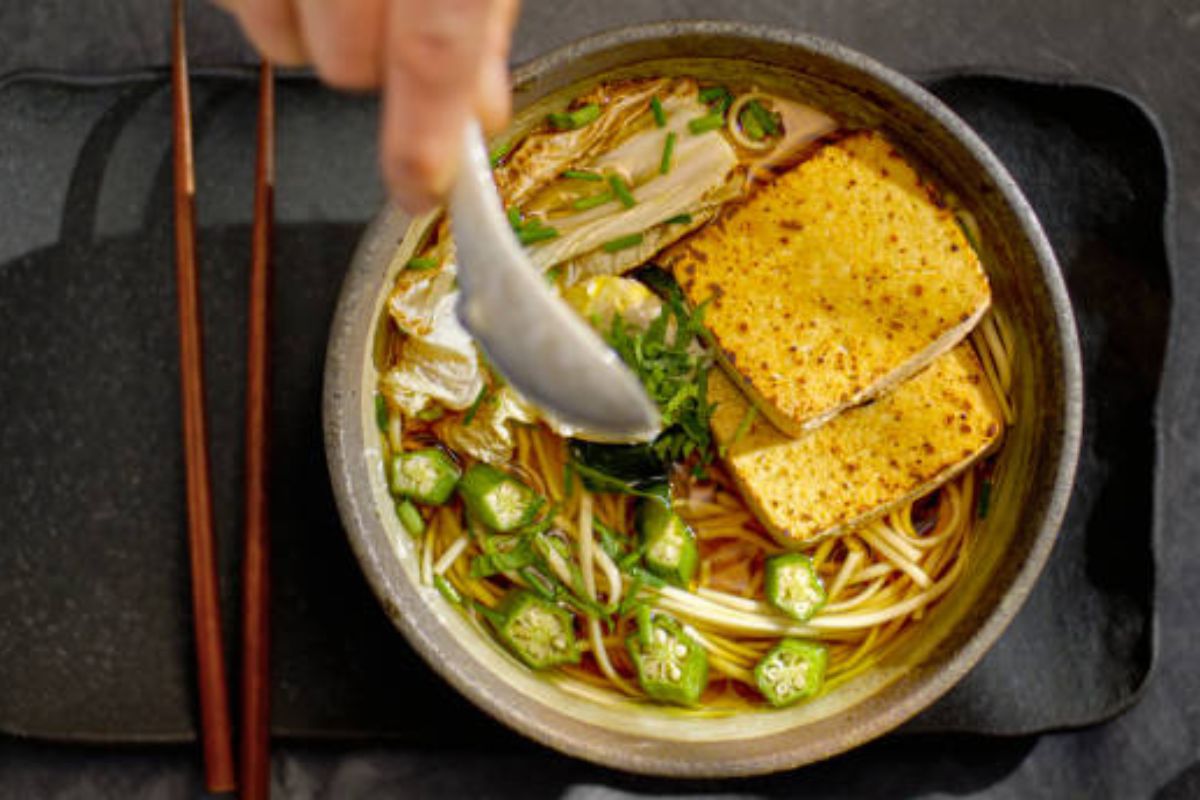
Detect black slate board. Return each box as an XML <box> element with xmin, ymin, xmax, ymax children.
<box><xmin>0</xmin><ymin>72</ymin><xmax>1166</xmax><ymax>744</ymax></box>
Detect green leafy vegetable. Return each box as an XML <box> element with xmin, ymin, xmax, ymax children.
<box><xmin>569</xmin><ymin>441</ymin><xmax>668</xmax><ymax>490</ymax></box>
<box><xmin>601</xmin><ymin>272</ymin><xmax>717</xmax><ymax>472</ymax></box>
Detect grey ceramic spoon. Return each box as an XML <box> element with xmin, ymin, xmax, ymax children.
<box><xmin>449</xmin><ymin>120</ymin><xmax>661</xmax><ymax>442</ymax></box>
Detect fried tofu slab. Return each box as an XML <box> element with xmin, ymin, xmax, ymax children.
<box><xmin>709</xmin><ymin>344</ymin><xmax>1002</xmax><ymax>544</ymax></box>
<box><xmin>668</xmin><ymin>130</ymin><xmax>991</xmax><ymax>437</ymax></box>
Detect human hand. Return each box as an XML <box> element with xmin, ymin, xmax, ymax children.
<box><xmin>213</xmin><ymin>0</ymin><xmax>519</xmax><ymax>212</ymax></box>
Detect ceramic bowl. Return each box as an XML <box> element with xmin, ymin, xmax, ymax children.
<box><xmin>323</xmin><ymin>21</ymin><xmax>1082</xmax><ymax>776</ymax></box>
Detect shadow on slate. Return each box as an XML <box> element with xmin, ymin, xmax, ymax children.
<box><xmin>0</xmin><ymin>72</ymin><xmax>1166</xmax><ymax>745</ymax></box>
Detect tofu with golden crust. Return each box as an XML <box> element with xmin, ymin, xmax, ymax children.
<box><xmin>709</xmin><ymin>344</ymin><xmax>1002</xmax><ymax>544</ymax></box>
<box><xmin>667</xmin><ymin>130</ymin><xmax>991</xmax><ymax>437</ymax></box>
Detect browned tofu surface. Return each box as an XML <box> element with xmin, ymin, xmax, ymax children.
<box><xmin>668</xmin><ymin>130</ymin><xmax>991</xmax><ymax>436</ymax></box>
<box><xmin>709</xmin><ymin>343</ymin><xmax>1002</xmax><ymax>544</ymax></box>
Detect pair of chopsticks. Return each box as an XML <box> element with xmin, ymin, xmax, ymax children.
<box><xmin>171</xmin><ymin>0</ymin><xmax>274</xmax><ymax>796</ymax></box>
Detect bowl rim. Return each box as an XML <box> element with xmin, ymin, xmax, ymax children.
<box><xmin>323</xmin><ymin>20</ymin><xmax>1083</xmax><ymax>776</ymax></box>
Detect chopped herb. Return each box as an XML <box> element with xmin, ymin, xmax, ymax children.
<box><xmin>517</xmin><ymin>225</ymin><xmax>560</xmax><ymax>246</ymax></box>
<box><xmin>396</xmin><ymin>499</ymin><xmax>425</xmax><ymax>537</ymax></box>
<box><xmin>544</xmin><ymin>266</ymin><xmax>564</xmax><ymax>287</ymax></box>
<box><xmin>978</xmin><ymin>478</ymin><xmax>993</xmax><ymax>519</ymax></box>
<box><xmin>650</xmin><ymin>95</ymin><xmax>667</xmax><ymax>127</ymax></box>
<box><xmin>434</xmin><ymin>575</ymin><xmax>463</xmax><ymax>605</ymax></box>
<box><xmin>463</xmin><ymin>385</ymin><xmax>490</xmax><ymax>426</ymax></box>
<box><xmin>607</xmin><ymin>174</ymin><xmax>637</xmax><ymax>208</ymax></box>
<box><xmin>488</xmin><ymin>139</ymin><xmax>513</xmax><ymax>167</ymax></box>
<box><xmin>569</xmin><ymin>441</ymin><xmax>668</xmax><ymax>491</ymax></box>
<box><xmin>602</xmin><ymin>272</ymin><xmax>717</xmax><ymax>471</ymax></box>
<box><xmin>405</xmin><ymin>256</ymin><xmax>439</xmax><ymax>270</ymax></box>
<box><xmin>548</xmin><ymin>103</ymin><xmax>601</xmax><ymax>131</ymax></box>
<box><xmin>730</xmin><ymin>404</ymin><xmax>758</xmax><ymax>447</ymax></box>
<box><xmin>663</xmin><ymin>213</ymin><xmax>693</xmax><ymax>225</ymax></box>
<box><xmin>506</xmin><ymin>206</ymin><xmax>522</xmax><ymax>230</ymax></box>
<box><xmin>660</xmin><ymin>131</ymin><xmax>677</xmax><ymax>175</ymax></box>
<box><xmin>747</xmin><ymin>99</ymin><xmax>781</xmax><ymax>136</ymax></box>
<box><xmin>567</xmin><ymin>459</ymin><xmax>663</xmax><ymax>499</ymax></box>
<box><xmin>603</xmin><ymin>233</ymin><xmax>644</xmax><ymax>253</ymax></box>
<box><xmin>562</xmin><ymin>460</ymin><xmax>576</xmax><ymax>500</ymax></box>
<box><xmin>688</xmin><ymin>113</ymin><xmax>725</xmax><ymax>135</ymax></box>
<box><xmin>698</xmin><ymin>85</ymin><xmax>731</xmax><ymax>106</ymax></box>
<box><xmin>572</xmin><ymin>190</ymin><xmax>614</xmax><ymax>211</ymax></box>
<box><xmin>739</xmin><ymin>105</ymin><xmax>766</xmax><ymax>141</ymax></box>
<box><xmin>564</xmin><ymin>168</ymin><xmax>603</xmax><ymax>182</ymax></box>
<box><xmin>415</xmin><ymin>405</ymin><xmax>445</xmax><ymax>422</ymax></box>
<box><xmin>374</xmin><ymin>394</ymin><xmax>389</xmax><ymax>432</ymax></box>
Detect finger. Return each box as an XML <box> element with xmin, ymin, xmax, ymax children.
<box><xmin>472</xmin><ymin>0</ymin><xmax>519</xmax><ymax>134</ymax></box>
<box><xmin>380</xmin><ymin>0</ymin><xmax>495</xmax><ymax>211</ymax></box>
<box><xmin>218</xmin><ymin>0</ymin><xmax>308</xmax><ymax>66</ymax></box>
<box><xmin>293</xmin><ymin>0</ymin><xmax>385</xmax><ymax>89</ymax></box>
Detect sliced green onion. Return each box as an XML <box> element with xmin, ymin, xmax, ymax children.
<box><xmin>405</xmin><ymin>256</ymin><xmax>438</xmax><ymax>271</ymax></box>
<box><xmin>739</xmin><ymin>106</ymin><xmax>766</xmax><ymax>141</ymax></box>
<box><xmin>434</xmin><ymin>575</ymin><xmax>463</xmax><ymax>605</ymax></box>
<box><xmin>659</xmin><ymin>131</ymin><xmax>677</xmax><ymax>175</ymax></box>
<box><xmin>978</xmin><ymin>479</ymin><xmax>993</xmax><ymax>519</ymax></box>
<box><xmin>650</xmin><ymin>96</ymin><xmax>666</xmax><ymax>127</ymax></box>
<box><xmin>698</xmin><ymin>85</ymin><xmax>730</xmax><ymax>105</ymax></box>
<box><xmin>607</xmin><ymin>174</ymin><xmax>636</xmax><ymax>208</ymax></box>
<box><xmin>544</xmin><ymin>266</ymin><xmax>564</xmax><ymax>287</ymax></box>
<box><xmin>396</xmin><ymin>499</ymin><xmax>425</xmax><ymax>537</ymax></box>
<box><xmin>602</xmin><ymin>233</ymin><xmax>644</xmax><ymax>253</ymax></box>
<box><xmin>518</xmin><ymin>225</ymin><xmax>559</xmax><ymax>244</ymax></box>
<box><xmin>572</xmin><ymin>190</ymin><xmax>614</xmax><ymax>211</ymax></box>
<box><xmin>564</xmin><ymin>168</ymin><xmax>603</xmax><ymax>182</ymax></box>
<box><xmin>415</xmin><ymin>405</ymin><xmax>445</xmax><ymax>422</ymax></box>
<box><xmin>506</xmin><ymin>206</ymin><xmax>522</xmax><ymax>230</ymax></box>
<box><xmin>463</xmin><ymin>385</ymin><xmax>489</xmax><ymax>426</ymax></box>
<box><xmin>374</xmin><ymin>394</ymin><xmax>389</xmax><ymax>432</ymax></box>
<box><xmin>688</xmin><ymin>113</ymin><xmax>725</xmax><ymax>135</ymax></box>
<box><xmin>747</xmin><ymin>99</ymin><xmax>780</xmax><ymax>135</ymax></box>
<box><xmin>663</xmin><ymin>213</ymin><xmax>693</xmax><ymax>225</ymax></box>
<box><xmin>488</xmin><ymin>139</ymin><xmax>513</xmax><ymax>167</ymax></box>
<box><xmin>547</xmin><ymin>103</ymin><xmax>601</xmax><ymax>131</ymax></box>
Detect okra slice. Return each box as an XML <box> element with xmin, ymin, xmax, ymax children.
<box><xmin>754</xmin><ymin>639</ymin><xmax>827</xmax><ymax>707</ymax></box>
<box><xmin>764</xmin><ymin>553</ymin><xmax>827</xmax><ymax>622</ymax></box>
<box><xmin>636</xmin><ymin>498</ymin><xmax>698</xmax><ymax>587</ymax></box>
<box><xmin>389</xmin><ymin>448</ymin><xmax>461</xmax><ymax>505</ymax></box>
<box><xmin>493</xmin><ymin>589</ymin><xmax>579</xmax><ymax>669</ymax></box>
<box><xmin>458</xmin><ymin>464</ymin><xmax>542</xmax><ymax>532</ymax></box>
<box><xmin>625</xmin><ymin>612</ymin><xmax>708</xmax><ymax>706</ymax></box>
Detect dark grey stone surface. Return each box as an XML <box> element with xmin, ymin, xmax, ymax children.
<box><xmin>0</xmin><ymin>1</ymin><xmax>1197</xmax><ymax>798</ymax></box>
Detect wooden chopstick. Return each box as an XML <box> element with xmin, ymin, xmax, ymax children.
<box><xmin>239</xmin><ymin>61</ymin><xmax>275</xmax><ymax>800</ymax></box>
<box><xmin>171</xmin><ymin>0</ymin><xmax>237</xmax><ymax>793</ymax></box>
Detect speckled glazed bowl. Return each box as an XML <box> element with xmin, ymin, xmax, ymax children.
<box><xmin>323</xmin><ymin>22</ymin><xmax>1082</xmax><ymax>777</ymax></box>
